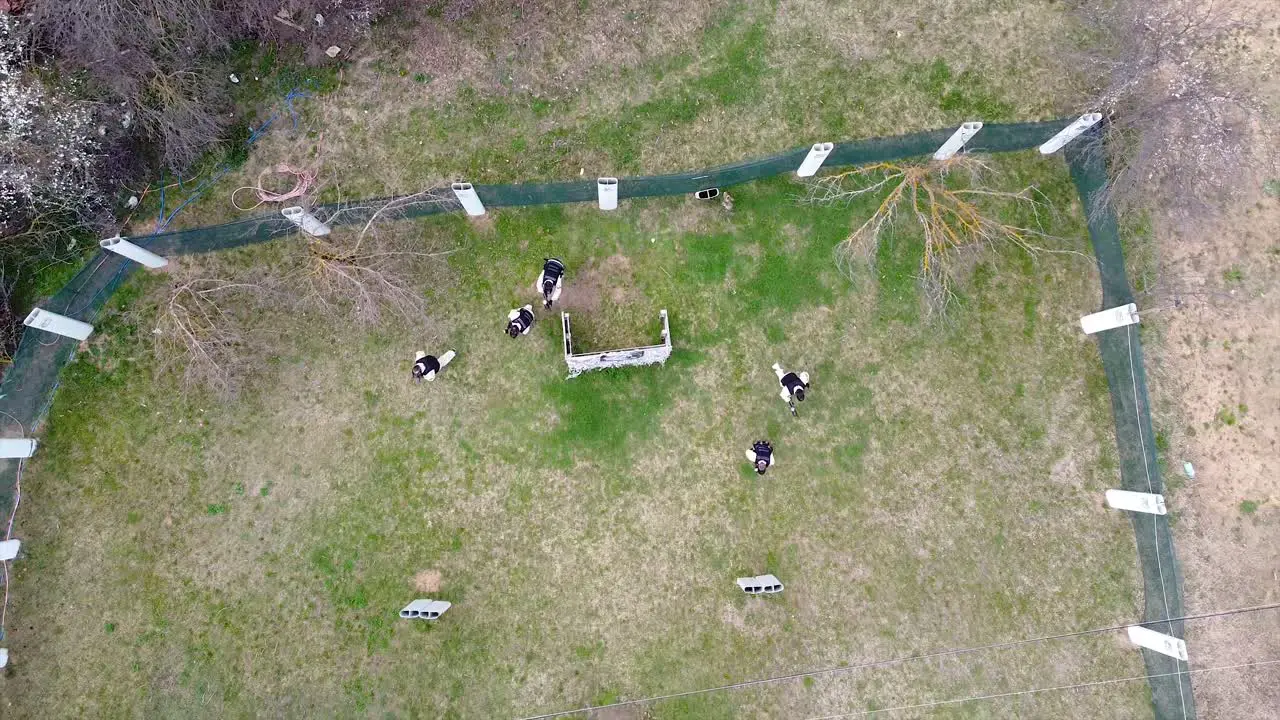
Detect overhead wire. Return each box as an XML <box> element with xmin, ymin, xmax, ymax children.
<box><xmin>802</xmin><ymin>658</ymin><xmax>1280</xmax><ymax>719</ymax></box>
<box><xmin>515</xmin><ymin>602</ymin><xmax>1280</xmax><ymax>720</ymax></box>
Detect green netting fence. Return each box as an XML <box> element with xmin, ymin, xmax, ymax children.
<box><xmin>0</xmin><ymin>119</ymin><xmax>1193</xmax><ymax>718</ymax></box>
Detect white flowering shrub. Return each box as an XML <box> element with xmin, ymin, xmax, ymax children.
<box><xmin>0</xmin><ymin>16</ymin><xmax>101</xmax><ymax>228</ymax></box>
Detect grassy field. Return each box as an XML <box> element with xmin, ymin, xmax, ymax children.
<box><xmin>2</xmin><ymin>2</ymin><xmax>1158</xmax><ymax>718</ymax></box>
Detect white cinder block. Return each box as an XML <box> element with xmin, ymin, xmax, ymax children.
<box><xmin>400</xmin><ymin>599</ymin><xmax>451</xmax><ymax>620</ymax></box>
<box><xmin>736</xmin><ymin>574</ymin><xmax>784</xmax><ymax>594</ymax></box>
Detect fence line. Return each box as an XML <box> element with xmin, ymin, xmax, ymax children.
<box><xmin>0</xmin><ymin>119</ymin><xmax>1193</xmax><ymax>718</ymax></box>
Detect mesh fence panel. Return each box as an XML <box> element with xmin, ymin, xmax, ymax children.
<box><xmin>1067</xmin><ymin>136</ymin><xmax>1194</xmax><ymax>720</ymax></box>
<box><xmin>0</xmin><ymin>119</ymin><xmax>1194</xmax><ymax>720</ymax></box>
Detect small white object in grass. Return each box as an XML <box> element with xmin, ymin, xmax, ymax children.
<box><xmin>229</xmin><ymin>73</ymin><xmax>239</xmax><ymax>84</ymax></box>
<box><xmin>126</xmin><ymin>195</ymin><xmax>139</xmax><ymax>208</ymax></box>
<box><xmin>326</xmin><ymin>46</ymin><xmax>342</xmax><ymax>58</ymax></box>
<box><xmin>1183</xmin><ymin>462</ymin><xmax>1196</xmax><ymax>479</ymax></box>
<box><xmin>315</xmin><ymin>13</ymin><xmax>324</xmax><ymax>26</ymax></box>
<box><xmin>0</xmin><ymin>649</ymin><xmax>7</xmax><ymax>668</ymax></box>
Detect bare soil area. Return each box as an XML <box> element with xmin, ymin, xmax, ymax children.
<box><xmin>1146</xmin><ymin>7</ymin><xmax>1280</xmax><ymax>716</ymax></box>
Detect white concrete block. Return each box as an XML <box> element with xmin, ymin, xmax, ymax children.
<box><xmin>0</xmin><ymin>539</ymin><xmax>19</xmax><ymax>562</ymax></box>
<box><xmin>1106</xmin><ymin>489</ymin><xmax>1167</xmax><ymax>515</ymax></box>
<box><xmin>1080</xmin><ymin>303</ymin><xmax>1140</xmax><ymax>334</ymax></box>
<box><xmin>598</xmin><ymin>177</ymin><xmax>618</xmax><ymax>210</ymax></box>
<box><xmin>0</xmin><ymin>439</ymin><xmax>37</xmax><ymax>459</ymax></box>
<box><xmin>736</xmin><ymin>574</ymin><xmax>784</xmax><ymax>594</ymax></box>
<box><xmin>99</xmin><ymin>236</ymin><xmax>168</xmax><ymax>269</ymax></box>
<box><xmin>1039</xmin><ymin>113</ymin><xmax>1103</xmax><ymax>155</ymax></box>
<box><xmin>1127</xmin><ymin>625</ymin><xmax>1188</xmax><ymax>661</ymax></box>
<box><xmin>281</xmin><ymin>206</ymin><xmax>331</xmax><ymax>237</ymax></box>
<box><xmin>451</xmin><ymin>182</ymin><xmax>486</xmax><ymax>216</ymax></box>
<box><xmin>23</xmin><ymin>308</ymin><xmax>93</xmax><ymax>341</ymax></box>
<box><xmin>796</xmin><ymin>142</ymin><xmax>834</xmax><ymax>177</ymax></box>
<box><xmin>400</xmin><ymin>599</ymin><xmax>451</xmax><ymax>620</ymax></box>
<box><xmin>933</xmin><ymin>122</ymin><xmax>983</xmax><ymax>160</ymax></box>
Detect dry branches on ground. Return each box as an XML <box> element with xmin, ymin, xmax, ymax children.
<box><xmin>808</xmin><ymin>155</ymin><xmax>1065</xmax><ymax>314</ymax></box>
<box><xmin>1069</xmin><ymin>0</ymin><xmax>1274</xmax><ymax>229</ymax></box>
<box><xmin>291</xmin><ymin>190</ymin><xmax>457</xmax><ymax>326</ymax></box>
<box><xmin>152</xmin><ymin>276</ymin><xmax>265</xmax><ymax>396</ymax></box>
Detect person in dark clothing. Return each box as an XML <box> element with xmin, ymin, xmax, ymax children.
<box><xmin>772</xmin><ymin>363</ymin><xmax>811</xmax><ymax>403</ymax></box>
<box><xmin>412</xmin><ymin>350</ymin><xmax>455</xmax><ymax>383</ymax></box>
<box><xmin>745</xmin><ymin>440</ymin><xmax>776</xmax><ymax>475</ymax></box>
<box><xmin>537</xmin><ymin>258</ymin><xmax>566</xmax><ymax>309</ymax></box>
<box><xmin>507</xmin><ymin>304</ymin><xmax>535</xmax><ymax>338</ymax></box>
<box><xmin>772</xmin><ymin>363</ymin><xmax>810</xmax><ymax>416</ymax></box>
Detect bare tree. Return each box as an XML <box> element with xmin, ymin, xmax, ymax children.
<box><xmin>152</xmin><ymin>275</ymin><xmax>266</xmax><ymax>395</ymax></box>
<box><xmin>1069</xmin><ymin>0</ymin><xmax>1274</xmax><ymax>228</ymax></box>
<box><xmin>290</xmin><ymin>190</ymin><xmax>458</xmax><ymax>326</ymax></box>
<box><xmin>808</xmin><ymin>155</ymin><xmax>1071</xmax><ymax>315</ymax></box>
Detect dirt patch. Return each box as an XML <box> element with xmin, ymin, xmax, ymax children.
<box><xmin>403</xmin><ymin>1</ymin><xmax>716</xmax><ymax>101</ymax></box>
<box><xmin>560</xmin><ymin>253</ymin><xmax>639</xmax><ymax>315</ymax></box>
<box><xmin>412</xmin><ymin>569</ymin><xmax>442</xmax><ymax>593</ymax></box>
<box><xmin>588</xmin><ymin>704</ymin><xmax>642</xmax><ymax>720</ymax></box>
<box><xmin>1144</xmin><ymin>6</ymin><xmax>1280</xmax><ymax>717</ymax></box>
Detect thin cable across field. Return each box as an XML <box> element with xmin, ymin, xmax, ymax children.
<box><xmin>515</xmin><ymin>603</ymin><xmax>1280</xmax><ymax>720</ymax></box>
<box><xmin>802</xmin><ymin>658</ymin><xmax>1280</xmax><ymax>719</ymax></box>
<box><xmin>1127</xmin><ymin>322</ymin><xmax>1189</xmax><ymax>720</ymax></box>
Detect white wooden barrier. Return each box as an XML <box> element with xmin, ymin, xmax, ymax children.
<box><xmin>451</xmin><ymin>182</ymin><xmax>486</xmax><ymax>216</ymax></box>
<box><xmin>1080</xmin><ymin>303</ymin><xmax>1140</xmax><ymax>335</ymax></box>
<box><xmin>796</xmin><ymin>143</ymin><xmax>834</xmax><ymax>177</ymax></box>
<box><xmin>933</xmin><ymin>122</ymin><xmax>983</xmax><ymax>160</ymax></box>
<box><xmin>1127</xmin><ymin>625</ymin><xmax>1188</xmax><ymax>661</ymax></box>
<box><xmin>23</xmin><ymin>308</ymin><xmax>93</xmax><ymax>341</ymax></box>
<box><xmin>281</xmin><ymin>206</ymin><xmax>332</xmax><ymax>237</ymax></box>
<box><xmin>100</xmin><ymin>236</ymin><xmax>169</xmax><ymax>269</ymax></box>
<box><xmin>0</xmin><ymin>439</ymin><xmax>37</xmax><ymax>459</ymax></box>
<box><xmin>1106</xmin><ymin>489</ymin><xmax>1167</xmax><ymax>515</ymax></box>
<box><xmin>1039</xmin><ymin>113</ymin><xmax>1103</xmax><ymax>154</ymax></box>
<box><xmin>598</xmin><ymin>177</ymin><xmax>618</xmax><ymax>210</ymax></box>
